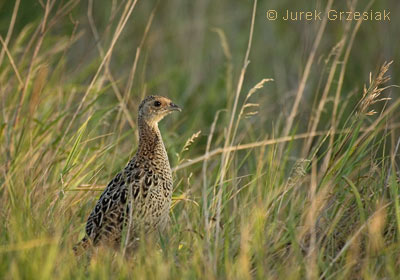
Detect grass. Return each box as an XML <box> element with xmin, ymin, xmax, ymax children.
<box><xmin>1</xmin><ymin>0</ymin><xmax>400</xmax><ymax>279</ymax></box>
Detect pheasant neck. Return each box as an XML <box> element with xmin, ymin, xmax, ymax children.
<box><xmin>137</xmin><ymin>116</ymin><xmax>166</xmax><ymax>157</ymax></box>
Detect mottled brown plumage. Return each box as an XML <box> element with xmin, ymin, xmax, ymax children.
<box><xmin>74</xmin><ymin>96</ymin><xmax>181</xmax><ymax>255</ymax></box>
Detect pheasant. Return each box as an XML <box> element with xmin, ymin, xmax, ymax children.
<box><xmin>74</xmin><ymin>95</ymin><xmax>181</xmax><ymax>255</ymax></box>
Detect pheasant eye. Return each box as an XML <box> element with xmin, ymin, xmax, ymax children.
<box><xmin>154</xmin><ymin>101</ymin><xmax>161</xmax><ymax>107</ymax></box>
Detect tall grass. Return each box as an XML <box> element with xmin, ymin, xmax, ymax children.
<box><xmin>1</xmin><ymin>0</ymin><xmax>400</xmax><ymax>279</ymax></box>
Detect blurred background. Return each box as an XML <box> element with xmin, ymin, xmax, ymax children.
<box><xmin>1</xmin><ymin>0</ymin><xmax>400</xmax><ymax>278</ymax></box>
<box><xmin>1</xmin><ymin>0</ymin><xmax>399</xmax><ymax>141</ymax></box>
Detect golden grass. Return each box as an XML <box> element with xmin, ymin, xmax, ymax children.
<box><xmin>1</xmin><ymin>0</ymin><xmax>400</xmax><ymax>279</ymax></box>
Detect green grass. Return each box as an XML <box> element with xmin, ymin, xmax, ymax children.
<box><xmin>1</xmin><ymin>0</ymin><xmax>400</xmax><ymax>279</ymax></box>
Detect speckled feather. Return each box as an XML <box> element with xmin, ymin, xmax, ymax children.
<box><xmin>74</xmin><ymin>96</ymin><xmax>179</xmax><ymax>255</ymax></box>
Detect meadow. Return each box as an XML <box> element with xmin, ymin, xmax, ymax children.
<box><xmin>1</xmin><ymin>0</ymin><xmax>400</xmax><ymax>279</ymax></box>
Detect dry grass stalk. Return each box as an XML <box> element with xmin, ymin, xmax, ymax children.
<box><xmin>238</xmin><ymin>78</ymin><xmax>273</xmax><ymax>120</ymax></box>
<box><xmin>173</xmin><ymin>122</ymin><xmax>400</xmax><ymax>172</ymax></box>
<box><xmin>13</xmin><ymin>0</ymin><xmax>56</xmax><ymax>129</ymax></box>
<box><xmin>0</xmin><ymin>36</ymin><xmax>24</xmax><ymax>87</ymax></box>
<box><xmin>281</xmin><ymin>0</ymin><xmax>334</xmax><ymax>141</ymax></box>
<box><xmin>87</xmin><ymin>0</ymin><xmax>136</xmax><ymax>131</ymax></box>
<box><xmin>324</xmin><ymin>0</ymin><xmax>373</xmax><ymax>170</ymax></box>
<box><xmin>202</xmin><ymin>110</ymin><xmax>224</xmax><ymax>257</ymax></box>
<box><xmin>214</xmin><ymin>0</ymin><xmax>258</xmax><ymax>270</ymax></box>
<box><xmin>358</xmin><ymin>61</ymin><xmax>393</xmax><ymax>116</ymax></box>
<box><xmin>38</xmin><ymin>0</ymin><xmax>139</xmax><ymax>186</ymax></box>
<box><xmin>60</xmin><ymin>0</ymin><xmax>139</xmax><ymax>145</ymax></box>
<box><xmin>0</xmin><ymin>0</ymin><xmax>20</xmax><ymax>67</ymax></box>
<box><xmin>182</xmin><ymin>131</ymin><xmax>202</xmax><ymax>153</ymax></box>
<box><xmin>303</xmin><ymin>36</ymin><xmax>347</xmax><ymax>156</ymax></box>
<box><xmin>176</xmin><ymin>130</ymin><xmax>202</xmax><ymax>166</ymax></box>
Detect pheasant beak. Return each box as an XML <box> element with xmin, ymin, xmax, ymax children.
<box><xmin>168</xmin><ymin>102</ymin><xmax>182</xmax><ymax>112</ymax></box>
